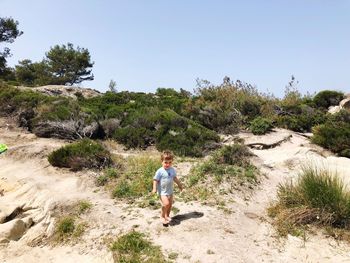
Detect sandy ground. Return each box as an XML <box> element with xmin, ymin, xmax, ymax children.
<box><xmin>1</xmin><ymin>118</ymin><xmax>350</xmax><ymax>263</ymax></box>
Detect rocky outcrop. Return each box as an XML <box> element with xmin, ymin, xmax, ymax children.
<box><xmin>328</xmin><ymin>94</ymin><xmax>350</xmax><ymax>114</ymax></box>
<box><xmin>18</xmin><ymin>85</ymin><xmax>101</xmax><ymax>100</ymax></box>
<box><xmin>340</xmin><ymin>97</ymin><xmax>350</xmax><ymax>110</ymax></box>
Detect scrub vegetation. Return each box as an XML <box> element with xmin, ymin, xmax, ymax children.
<box><xmin>268</xmin><ymin>164</ymin><xmax>350</xmax><ymax>240</ymax></box>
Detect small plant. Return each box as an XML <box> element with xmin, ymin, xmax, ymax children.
<box><xmin>249</xmin><ymin>116</ymin><xmax>273</xmax><ymax>135</ymax></box>
<box><xmin>104</xmin><ymin>167</ymin><xmax>119</xmax><ymax>178</ymax></box>
<box><xmin>57</xmin><ymin>216</ymin><xmax>75</xmax><ymax>235</ymax></box>
<box><xmin>96</xmin><ymin>175</ymin><xmax>108</xmax><ymax>186</ymax></box>
<box><xmin>313</xmin><ymin>90</ymin><xmax>344</xmax><ymax>109</ymax></box>
<box><xmin>312</xmin><ymin>110</ymin><xmax>350</xmax><ymax>158</ymax></box>
<box><xmin>77</xmin><ymin>200</ymin><xmax>92</xmax><ymax>214</ymax></box>
<box><xmin>171</xmin><ymin>206</ymin><xmax>180</xmax><ymax>215</ymax></box>
<box><xmin>48</xmin><ymin>139</ymin><xmax>113</xmax><ymax>170</ymax></box>
<box><xmin>268</xmin><ymin>164</ymin><xmax>350</xmax><ymax>238</ymax></box>
<box><xmin>112</xmin><ymin>155</ymin><xmax>159</xmax><ymax>199</ymax></box>
<box><xmin>168</xmin><ymin>252</ymin><xmax>179</xmax><ymax>260</ymax></box>
<box><xmin>182</xmin><ymin>144</ymin><xmax>259</xmax><ymax>204</ymax></box>
<box><xmin>110</xmin><ymin>230</ymin><xmax>166</xmax><ymax>263</ymax></box>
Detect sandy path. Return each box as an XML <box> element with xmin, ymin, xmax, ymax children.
<box><xmin>1</xmin><ymin>119</ymin><xmax>350</xmax><ymax>263</ymax></box>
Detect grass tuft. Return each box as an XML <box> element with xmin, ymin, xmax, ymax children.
<box><xmin>110</xmin><ymin>230</ymin><xmax>167</xmax><ymax>263</ymax></box>
<box><xmin>269</xmin><ymin>164</ymin><xmax>350</xmax><ymax>238</ymax></box>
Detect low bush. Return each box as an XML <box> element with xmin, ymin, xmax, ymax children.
<box><xmin>313</xmin><ymin>90</ymin><xmax>344</xmax><ymax>109</ymax></box>
<box><xmin>110</xmin><ymin>230</ymin><xmax>166</xmax><ymax>263</ymax></box>
<box><xmin>112</xmin><ymin>155</ymin><xmax>159</xmax><ymax>199</ymax></box>
<box><xmin>54</xmin><ymin>216</ymin><xmax>86</xmax><ymax>242</ymax></box>
<box><xmin>275</xmin><ymin>104</ymin><xmax>326</xmax><ymax>132</ymax></box>
<box><xmin>0</xmin><ymin>85</ymin><xmax>50</xmax><ymax>115</ymax></box>
<box><xmin>77</xmin><ymin>200</ymin><xmax>92</xmax><ymax>214</ymax></box>
<box><xmin>183</xmin><ymin>144</ymin><xmax>259</xmax><ymax>204</ymax></box>
<box><xmin>48</xmin><ymin>139</ymin><xmax>112</xmax><ymax>170</ymax></box>
<box><xmin>268</xmin><ymin>164</ymin><xmax>350</xmax><ymax>237</ymax></box>
<box><xmin>113</xmin><ymin>107</ymin><xmax>220</xmax><ymax>157</ymax></box>
<box><xmin>249</xmin><ymin>117</ymin><xmax>273</xmax><ymax>135</ymax></box>
<box><xmin>312</xmin><ymin>110</ymin><xmax>350</xmax><ymax>158</ymax></box>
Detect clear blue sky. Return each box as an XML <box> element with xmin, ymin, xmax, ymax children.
<box><xmin>2</xmin><ymin>0</ymin><xmax>350</xmax><ymax>97</ymax></box>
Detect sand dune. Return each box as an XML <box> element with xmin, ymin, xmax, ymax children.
<box><xmin>1</xmin><ymin>118</ymin><xmax>350</xmax><ymax>262</ymax></box>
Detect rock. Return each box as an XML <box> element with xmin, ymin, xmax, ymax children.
<box><xmin>328</xmin><ymin>97</ymin><xmax>350</xmax><ymax>114</ymax></box>
<box><xmin>0</xmin><ymin>219</ymin><xmax>27</xmax><ymax>243</ymax></box>
<box><xmin>18</xmin><ymin>85</ymin><xmax>101</xmax><ymax>100</ymax></box>
<box><xmin>328</xmin><ymin>105</ymin><xmax>341</xmax><ymax>114</ymax></box>
<box><xmin>340</xmin><ymin>98</ymin><xmax>350</xmax><ymax>110</ymax></box>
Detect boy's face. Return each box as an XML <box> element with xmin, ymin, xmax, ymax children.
<box><xmin>162</xmin><ymin>159</ymin><xmax>173</xmax><ymax>170</ymax></box>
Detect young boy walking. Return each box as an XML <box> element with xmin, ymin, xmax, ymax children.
<box><xmin>152</xmin><ymin>150</ymin><xmax>183</xmax><ymax>225</ymax></box>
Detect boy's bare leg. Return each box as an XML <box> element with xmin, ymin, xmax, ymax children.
<box><xmin>166</xmin><ymin>195</ymin><xmax>173</xmax><ymax>221</ymax></box>
<box><xmin>160</xmin><ymin>196</ymin><xmax>170</xmax><ymax>224</ymax></box>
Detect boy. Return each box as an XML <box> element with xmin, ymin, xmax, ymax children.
<box><xmin>152</xmin><ymin>150</ymin><xmax>183</xmax><ymax>225</ymax></box>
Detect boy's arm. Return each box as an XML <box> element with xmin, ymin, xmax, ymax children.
<box><xmin>174</xmin><ymin>176</ymin><xmax>183</xmax><ymax>191</ymax></box>
<box><xmin>152</xmin><ymin>180</ymin><xmax>158</xmax><ymax>194</ymax></box>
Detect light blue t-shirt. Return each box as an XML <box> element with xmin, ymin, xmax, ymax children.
<box><xmin>153</xmin><ymin>167</ymin><xmax>177</xmax><ymax>196</ymax></box>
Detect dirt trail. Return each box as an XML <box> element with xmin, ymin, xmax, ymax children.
<box><xmin>1</xmin><ymin>118</ymin><xmax>350</xmax><ymax>263</ymax></box>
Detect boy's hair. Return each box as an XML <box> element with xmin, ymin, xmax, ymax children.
<box><xmin>161</xmin><ymin>150</ymin><xmax>174</xmax><ymax>161</ymax></box>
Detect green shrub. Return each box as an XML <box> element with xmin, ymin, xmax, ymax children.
<box><xmin>312</xmin><ymin>110</ymin><xmax>350</xmax><ymax>157</ymax></box>
<box><xmin>113</xmin><ymin>107</ymin><xmax>219</xmax><ymax>157</ymax></box>
<box><xmin>275</xmin><ymin>104</ymin><xmax>326</xmax><ymax>132</ymax></box>
<box><xmin>57</xmin><ymin>216</ymin><xmax>75</xmax><ymax>234</ymax></box>
<box><xmin>269</xmin><ymin>164</ymin><xmax>350</xmax><ymax>237</ymax></box>
<box><xmin>112</xmin><ymin>155</ymin><xmax>159</xmax><ymax>199</ymax></box>
<box><xmin>110</xmin><ymin>231</ymin><xmax>166</xmax><ymax>263</ymax></box>
<box><xmin>313</xmin><ymin>90</ymin><xmax>344</xmax><ymax>109</ymax></box>
<box><xmin>0</xmin><ymin>86</ymin><xmax>50</xmax><ymax>115</ymax></box>
<box><xmin>183</xmin><ymin>144</ymin><xmax>259</xmax><ymax>203</ymax></box>
<box><xmin>48</xmin><ymin>139</ymin><xmax>112</xmax><ymax>170</ymax></box>
<box><xmin>77</xmin><ymin>200</ymin><xmax>92</xmax><ymax>214</ymax></box>
<box><xmin>96</xmin><ymin>175</ymin><xmax>108</xmax><ymax>186</ymax></box>
<box><xmin>54</xmin><ymin>215</ymin><xmax>86</xmax><ymax>242</ymax></box>
<box><xmin>212</xmin><ymin>144</ymin><xmax>253</xmax><ymax>167</ymax></box>
<box><xmin>249</xmin><ymin>117</ymin><xmax>273</xmax><ymax>135</ymax></box>
<box><xmin>114</xmin><ymin>126</ymin><xmax>154</xmax><ymax>149</ymax></box>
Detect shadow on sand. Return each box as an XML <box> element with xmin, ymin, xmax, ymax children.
<box><xmin>169</xmin><ymin>211</ymin><xmax>204</xmax><ymax>226</ymax></box>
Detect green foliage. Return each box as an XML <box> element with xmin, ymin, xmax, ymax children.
<box><xmin>269</xmin><ymin>164</ymin><xmax>350</xmax><ymax>237</ymax></box>
<box><xmin>15</xmin><ymin>59</ymin><xmax>52</xmax><ymax>86</ymax></box>
<box><xmin>48</xmin><ymin>139</ymin><xmax>112</xmax><ymax>170</ymax></box>
<box><xmin>54</xmin><ymin>215</ymin><xmax>86</xmax><ymax>243</ymax></box>
<box><xmin>312</xmin><ymin>110</ymin><xmax>350</xmax><ymax>157</ymax></box>
<box><xmin>313</xmin><ymin>90</ymin><xmax>344</xmax><ymax>109</ymax></box>
<box><xmin>113</xmin><ymin>107</ymin><xmax>219</xmax><ymax>157</ymax></box>
<box><xmin>0</xmin><ymin>17</ymin><xmax>23</xmax><ymax>75</ymax></box>
<box><xmin>0</xmin><ymin>85</ymin><xmax>50</xmax><ymax>115</ymax></box>
<box><xmin>110</xmin><ymin>231</ymin><xmax>166</xmax><ymax>263</ymax></box>
<box><xmin>45</xmin><ymin>43</ymin><xmax>94</xmax><ymax>85</ymax></box>
<box><xmin>212</xmin><ymin>144</ymin><xmax>254</xmax><ymax>167</ymax></box>
<box><xmin>112</xmin><ymin>155</ymin><xmax>159</xmax><ymax>199</ymax></box>
<box><xmin>13</xmin><ymin>42</ymin><xmax>94</xmax><ymax>86</ymax></box>
<box><xmin>275</xmin><ymin>104</ymin><xmax>326</xmax><ymax>132</ymax></box>
<box><xmin>183</xmin><ymin>144</ymin><xmax>259</xmax><ymax>204</ymax></box>
<box><xmin>185</xmin><ymin>78</ymin><xmax>273</xmax><ymax>133</ymax></box>
<box><xmin>36</xmin><ymin>99</ymin><xmax>77</xmax><ymax>121</ymax></box>
<box><xmin>249</xmin><ymin>117</ymin><xmax>273</xmax><ymax>135</ymax></box>
<box><xmin>77</xmin><ymin>200</ymin><xmax>92</xmax><ymax>214</ymax></box>
<box><xmin>57</xmin><ymin>216</ymin><xmax>75</xmax><ymax>234</ymax></box>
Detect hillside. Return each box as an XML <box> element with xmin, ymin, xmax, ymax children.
<box><xmin>1</xmin><ymin>115</ymin><xmax>350</xmax><ymax>263</ymax></box>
